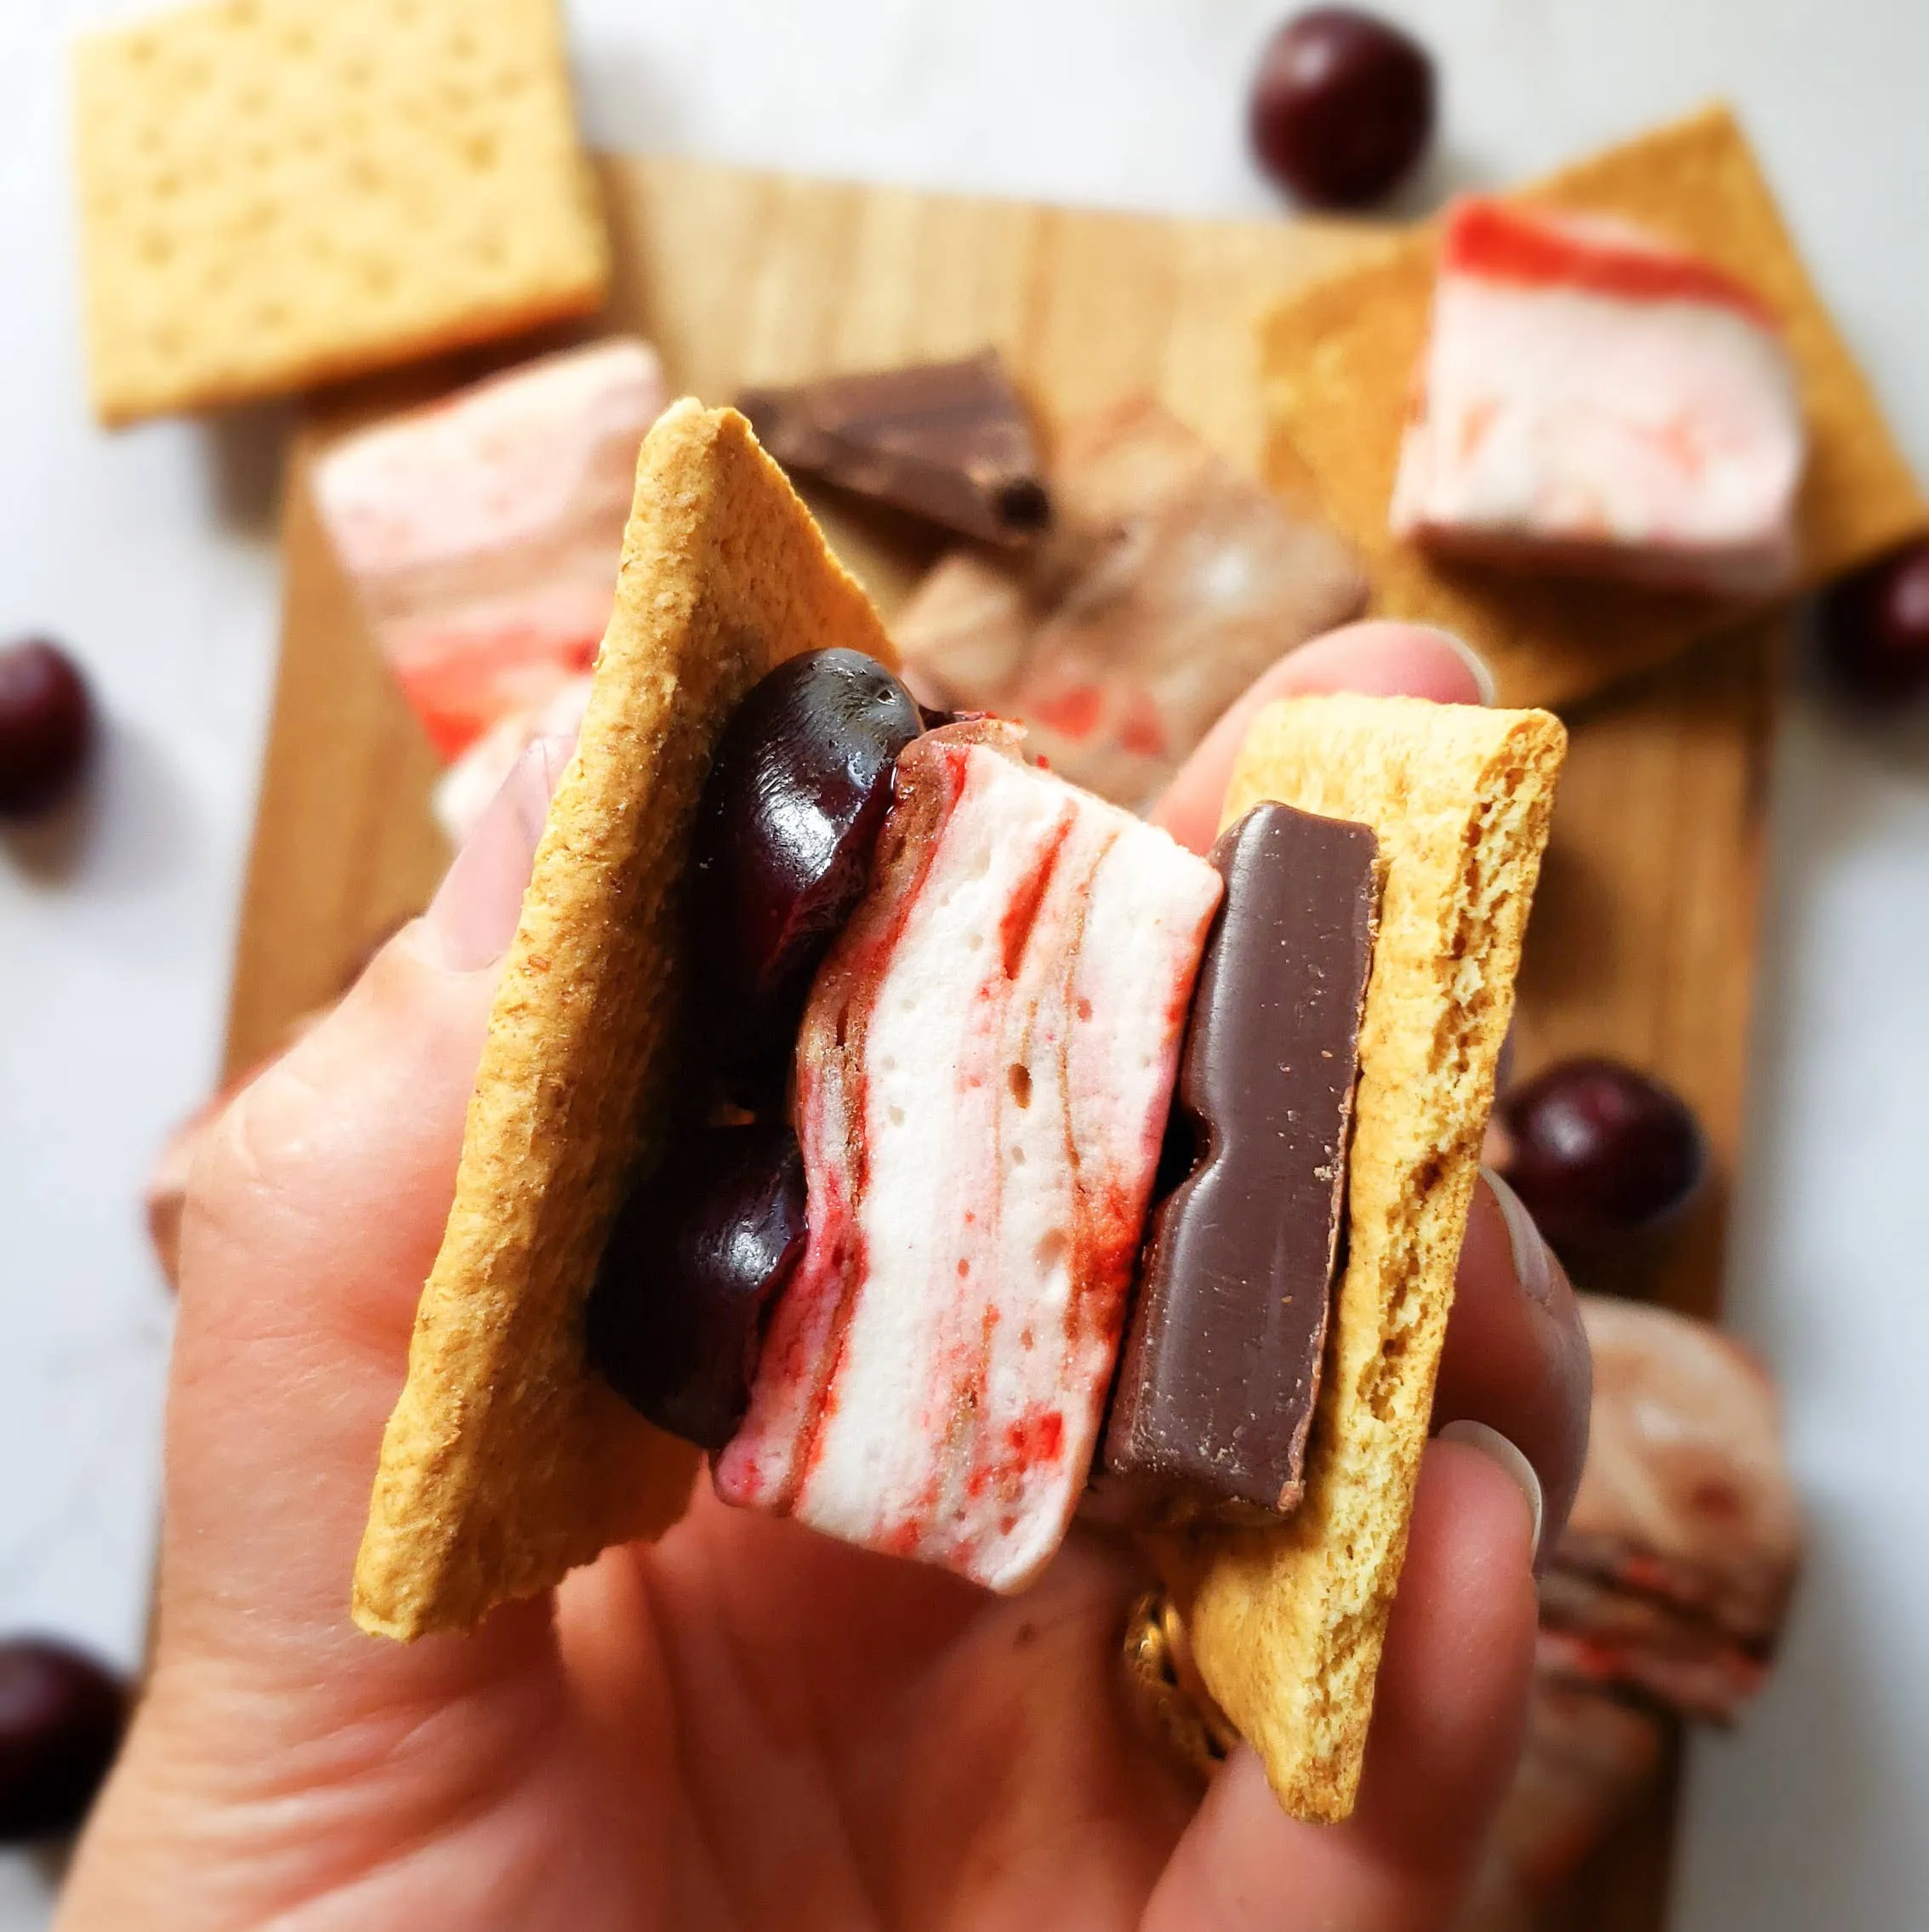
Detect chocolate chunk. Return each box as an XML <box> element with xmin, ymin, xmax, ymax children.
<box><xmin>1100</xmin><ymin>802</ymin><xmax>1380</xmax><ymax>1524</ymax></box>
<box><xmin>738</xmin><ymin>350</ymin><xmax>1050</xmax><ymax>546</ymax></box>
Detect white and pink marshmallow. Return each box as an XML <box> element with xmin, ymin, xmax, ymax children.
<box><xmin>313</xmin><ymin>337</ymin><xmax>665</xmax><ymax>761</ymax></box>
<box><xmin>1390</xmin><ymin>198</ymin><xmax>1806</xmax><ymax>596</ymax></box>
<box><xmin>715</xmin><ymin>723</ymin><xmax>1221</xmax><ymax>1591</ymax></box>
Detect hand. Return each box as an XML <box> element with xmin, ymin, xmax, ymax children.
<box><xmin>61</xmin><ymin>622</ymin><xmax>1590</xmax><ymax>1932</ymax></box>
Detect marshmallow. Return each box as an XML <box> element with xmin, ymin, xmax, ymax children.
<box><xmin>314</xmin><ymin>337</ymin><xmax>665</xmax><ymax>757</ymax></box>
<box><xmin>716</xmin><ymin>725</ymin><xmax>1221</xmax><ymax>1590</ymax></box>
<box><xmin>1391</xmin><ymin>199</ymin><xmax>1805</xmax><ymax>595</ymax></box>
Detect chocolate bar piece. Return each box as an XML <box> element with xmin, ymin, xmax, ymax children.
<box><xmin>739</xmin><ymin>350</ymin><xmax>1049</xmax><ymax>546</ymax></box>
<box><xmin>1101</xmin><ymin>802</ymin><xmax>1380</xmax><ymax>1523</ymax></box>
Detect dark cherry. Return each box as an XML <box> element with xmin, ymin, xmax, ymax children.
<box><xmin>691</xmin><ymin>648</ymin><xmax>925</xmax><ymax>1080</ymax></box>
<box><xmin>586</xmin><ymin>1122</ymin><xmax>808</xmax><ymax>1451</ymax></box>
<box><xmin>1817</xmin><ymin>539</ymin><xmax>1929</xmax><ymax>704</ymax></box>
<box><xmin>1249</xmin><ymin>9</ymin><xmax>1436</xmax><ymax>209</ymax></box>
<box><xmin>1499</xmin><ymin>1057</ymin><xmax>1707</xmax><ymax>1249</ymax></box>
<box><xmin>0</xmin><ymin>638</ymin><xmax>94</xmax><ymax>818</ymax></box>
<box><xmin>0</xmin><ymin>1638</ymin><xmax>129</xmax><ymax>1842</ymax></box>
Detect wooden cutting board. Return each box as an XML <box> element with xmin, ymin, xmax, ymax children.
<box><xmin>226</xmin><ymin>153</ymin><xmax>1776</xmax><ymax>1930</ymax></box>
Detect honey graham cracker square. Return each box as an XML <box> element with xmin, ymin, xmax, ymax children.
<box><xmin>1157</xmin><ymin>694</ymin><xmax>1567</xmax><ymax>1821</ymax></box>
<box><xmin>75</xmin><ymin>0</ymin><xmax>610</xmax><ymax>426</ymax></box>
<box><xmin>1262</xmin><ymin>104</ymin><xmax>1926</xmax><ymax>710</ymax></box>
<box><xmin>355</xmin><ymin>402</ymin><xmax>896</xmax><ymax>1638</ymax></box>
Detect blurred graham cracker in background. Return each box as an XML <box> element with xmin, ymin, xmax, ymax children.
<box><xmin>1263</xmin><ymin>104</ymin><xmax>1926</xmax><ymax>710</ymax></box>
<box><xmin>74</xmin><ymin>0</ymin><xmax>609</xmax><ymax>425</ymax></box>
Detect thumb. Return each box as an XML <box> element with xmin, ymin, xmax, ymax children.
<box><xmin>156</xmin><ymin>734</ymin><xmax>575</xmax><ymax>1699</ymax></box>
<box><xmin>63</xmin><ymin>738</ymin><xmax>576</xmax><ymax>1927</ymax></box>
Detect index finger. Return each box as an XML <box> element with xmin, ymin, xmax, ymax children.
<box><xmin>1150</xmin><ymin>620</ymin><xmax>1494</xmax><ymax>854</ymax></box>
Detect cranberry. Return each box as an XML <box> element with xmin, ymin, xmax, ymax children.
<box><xmin>1817</xmin><ymin>539</ymin><xmax>1929</xmax><ymax>704</ymax></box>
<box><xmin>587</xmin><ymin>1122</ymin><xmax>808</xmax><ymax>1451</ymax></box>
<box><xmin>691</xmin><ymin>649</ymin><xmax>924</xmax><ymax>1081</ymax></box>
<box><xmin>0</xmin><ymin>639</ymin><xmax>94</xmax><ymax>818</ymax></box>
<box><xmin>1249</xmin><ymin>9</ymin><xmax>1436</xmax><ymax>209</ymax></box>
<box><xmin>0</xmin><ymin>1638</ymin><xmax>128</xmax><ymax>1842</ymax></box>
<box><xmin>1499</xmin><ymin>1057</ymin><xmax>1707</xmax><ymax>1249</ymax></box>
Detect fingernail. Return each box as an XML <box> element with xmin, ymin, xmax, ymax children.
<box><xmin>1440</xmin><ymin>1419</ymin><xmax>1545</xmax><ymax>1559</ymax></box>
<box><xmin>422</xmin><ymin>732</ymin><xmax>574</xmax><ymax>972</ymax></box>
<box><xmin>1481</xmin><ymin>1165</ymin><xmax>1554</xmax><ymax>1313</ymax></box>
<box><xmin>1415</xmin><ymin>625</ymin><xmax>1498</xmax><ymax>706</ymax></box>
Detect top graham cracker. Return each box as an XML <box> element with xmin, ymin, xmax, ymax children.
<box><xmin>1263</xmin><ymin>104</ymin><xmax>1926</xmax><ymax>709</ymax></box>
<box><xmin>354</xmin><ymin>402</ymin><xmax>898</xmax><ymax>1640</ymax></box>
<box><xmin>1161</xmin><ymin>694</ymin><xmax>1566</xmax><ymax>1821</ymax></box>
<box><xmin>73</xmin><ymin>0</ymin><xmax>610</xmax><ymax>425</ymax></box>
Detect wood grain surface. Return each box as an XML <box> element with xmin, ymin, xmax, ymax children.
<box><xmin>226</xmin><ymin>153</ymin><xmax>1778</xmax><ymax>1930</ymax></box>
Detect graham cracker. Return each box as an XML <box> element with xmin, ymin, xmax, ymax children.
<box><xmin>74</xmin><ymin>0</ymin><xmax>609</xmax><ymax>426</ymax></box>
<box><xmin>354</xmin><ymin>402</ymin><xmax>896</xmax><ymax>1638</ymax></box>
<box><xmin>1261</xmin><ymin>104</ymin><xmax>1925</xmax><ymax>710</ymax></box>
<box><xmin>1158</xmin><ymin>694</ymin><xmax>1566</xmax><ymax>1821</ymax></box>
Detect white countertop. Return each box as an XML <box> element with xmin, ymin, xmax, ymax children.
<box><xmin>3</xmin><ymin>1</ymin><xmax>1926</xmax><ymax>1923</ymax></box>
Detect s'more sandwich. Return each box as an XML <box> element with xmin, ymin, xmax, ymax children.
<box><xmin>352</xmin><ymin>399</ymin><xmax>1565</xmax><ymax>1822</ymax></box>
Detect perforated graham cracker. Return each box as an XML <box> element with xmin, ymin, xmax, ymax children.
<box><xmin>354</xmin><ymin>402</ymin><xmax>896</xmax><ymax>1638</ymax></box>
<box><xmin>74</xmin><ymin>0</ymin><xmax>609</xmax><ymax>425</ymax></box>
<box><xmin>1157</xmin><ymin>695</ymin><xmax>1566</xmax><ymax>1821</ymax></box>
<box><xmin>1262</xmin><ymin>105</ymin><xmax>1925</xmax><ymax>709</ymax></box>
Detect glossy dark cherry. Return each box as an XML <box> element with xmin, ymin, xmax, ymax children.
<box><xmin>1249</xmin><ymin>9</ymin><xmax>1436</xmax><ymax>208</ymax></box>
<box><xmin>691</xmin><ymin>648</ymin><xmax>925</xmax><ymax>1080</ymax></box>
<box><xmin>1817</xmin><ymin>539</ymin><xmax>1929</xmax><ymax>704</ymax></box>
<box><xmin>0</xmin><ymin>1638</ymin><xmax>128</xmax><ymax>1842</ymax></box>
<box><xmin>587</xmin><ymin>1122</ymin><xmax>808</xmax><ymax>1451</ymax></box>
<box><xmin>0</xmin><ymin>639</ymin><xmax>94</xmax><ymax>818</ymax></box>
<box><xmin>1499</xmin><ymin>1057</ymin><xmax>1707</xmax><ymax>1249</ymax></box>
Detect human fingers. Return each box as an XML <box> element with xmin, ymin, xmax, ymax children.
<box><xmin>64</xmin><ymin>739</ymin><xmax>577</xmax><ymax>1920</ymax></box>
<box><xmin>151</xmin><ymin>738</ymin><xmax>576</xmax><ymax>1704</ymax></box>
<box><xmin>1152</xmin><ymin>621</ymin><xmax>1494</xmax><ymax>856</ymax></box>
<box><xmin>157</xmin><ymin>737</ymin><xmax>571</xmax><ymax>1659</ymax></box>
<box><xmin>1432</xmin><ymin>1171</ymin><xmax>1592</xmax><ymax>1559</ymax></box>
<box><xmin>1141</xmin><ymin>1440</ymin><xmax>1537</xmax><ymax>1931</ymax></box>
<box><xmin>1135</xmin><ymin>1154</ymin><xmax>1585</xmax><ymax>1923</ymax></box>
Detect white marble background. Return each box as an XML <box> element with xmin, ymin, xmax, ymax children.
<box><xmin>3</xmin><ymin>0</ymin><xmax>1926</xmax><ymax>1924</ymax></box>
